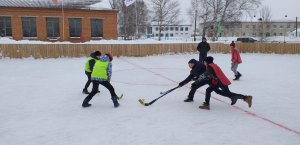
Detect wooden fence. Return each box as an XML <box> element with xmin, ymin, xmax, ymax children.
<box><xmin>0</xmin><ymin>43</ymin><xmax>299</xmax><ymax>59</ymax></box>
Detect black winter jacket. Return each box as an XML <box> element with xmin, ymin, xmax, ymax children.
<box><xmin>179</xmin><ymin>61</ymin><xmax>206</xmax><ymax>86</ymax></box>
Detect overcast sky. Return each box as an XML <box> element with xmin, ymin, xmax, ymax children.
<box><xmin>178</xmin><ymin>0</ymin><xmax>300</xmax><ymax>22</ymax></box>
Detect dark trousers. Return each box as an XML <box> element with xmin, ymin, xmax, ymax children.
<box><xmin>188</xmin><ymin>80</ymin><xmax>209</xmax><ymax>99</ymax></box>
<box><xmin>205</xmin><ymin>84</ymin><xmax>245</xmax><ymax>104</ymax></box>
<box><xmin>199</xmin><ymin>54</ymin><xmax>207</xmax><ymax>62</ymax></box>
<box><xmin>84</xmin><ymin>72</ymin><xmax>91</xmax><ymax>90</ymax></box>
<box><xmin>83</xmin><ymin>80</ymin><xmax>117</xmax><ymax>103</ymax></box>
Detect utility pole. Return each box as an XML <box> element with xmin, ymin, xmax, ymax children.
<box><xmin>296</xmin><ymin>17</ymin><xmax>298</xmax><ymax>37</ymax></box>
<box><xmin>194</xmin><ymin>9</ymin><xmax>197</xmax><ymax>41</ymax></box>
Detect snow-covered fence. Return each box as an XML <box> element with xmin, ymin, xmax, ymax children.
<box><xmin>0</xmin><ymin>43</ymin><xmax>299</xmax><ymax>58</ymax></box>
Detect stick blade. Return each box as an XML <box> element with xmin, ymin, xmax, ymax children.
<box><xmin>118</xmin><ymin>94</ymin><xmax>123</xmax><ymax>100</ymax></box>
<box><xmin>138</xmin><ymin>99</ymin><xmax>146</xmax><ymax>106</ymax></box>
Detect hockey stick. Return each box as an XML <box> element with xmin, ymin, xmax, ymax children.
<box><xmin>138</xmin><ymin>86</ymin><xmax>181</xmax><ymax>106</ymax></box>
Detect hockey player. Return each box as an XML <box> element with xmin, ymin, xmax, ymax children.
<box><xmin>82</xmin><ymin>53</ymin><xmax>120</xmax><ymax>108</ymax></box>
<box><xmin>193</xmin><ymin>56</ymin><xmax>252</xmax><ymax>110</ymax></box>
<box><xmin>83</xmin><ymin>51</ymin><xmax>101</xmax><ymax>94</ymax></box>
<box><xmin>178</xmin><ymin>59</ymin><xmax>208</xmax><ymax>102</ymax></box>
<box><xmin>230</xmin><ymin>41</ymin><xmax>242</xmax><ymax>80</ymax></box>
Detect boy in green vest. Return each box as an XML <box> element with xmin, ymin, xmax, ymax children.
<box><xmin>82</xmin><ymin>53</ymin><xmax>120</xmax><ymax>108</ymax></box>
<box><xmin>83</xmin><ymin>51</ymin><xmax>101</xmax><ymax>94</ymax></box>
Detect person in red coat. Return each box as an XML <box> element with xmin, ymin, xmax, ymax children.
<box><xmin>230</xmin><ymin>41</ymin><xmax>242</xmax><ymax>80</ymax></box>
<box><xmin>193</xmin><ymin>56</ymin><xmax>252</xmax><ymax>110</ymax></box>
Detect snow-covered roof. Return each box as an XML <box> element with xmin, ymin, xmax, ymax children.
<box><xmin>87</xmin><ymin>0</ymin><xmax>113</xmax><ymax>10</ymax></box>
<box><xmin>0</xmin><ymin>0</ymin><xmax>112</xmax><ymax>10</ymax></box>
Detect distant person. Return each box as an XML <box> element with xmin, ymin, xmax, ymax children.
<box><xmin>82</xmin><ymin>53</ymin><xmax>120</xmax><ymax>108</ymax></box>
<box><xmin>197</xmin><ymin>37</ymin><xmax>211</xmax><ymax>62</ymax></box>
<box><xmin>230</xmin><ymin>41</ymin><xmax>242</xmax><ymax>80</ymax></box>
<box><xmin>193</xmin><ymin>56</ymin><xmax>252</xmax><ymax>110</ymax></box>
<box><xmin>83</xmin><ymin>51</ymin><xmax>101</xmax><ymax>94</ymax></box>
<box><xmin>178</xmin><ymin>59</ymin><xmax>208</xmax><ymax>102</ymax></box>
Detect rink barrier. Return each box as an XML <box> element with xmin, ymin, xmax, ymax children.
<box><xmin>0</xmin><ymin>43</ymin><xmax>299</xmax><ymax>58</ymax></box>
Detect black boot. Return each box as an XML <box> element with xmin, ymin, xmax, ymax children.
<box><xmin>231</xmin><ymin>96</ymin><xmax>238</xmax><ymax>105</ymax></box>
<box><xmin>238</xmin><ymin>72</ymin><xmax>242</xmax><ymax>78</ymax></box>
<box><xmin>233</xmin><ymin>75</ymin><xmax>239</xmax><ymax>80</ymax></box>
<box><xmin>184</xmin><ymin>98</ymin><xmax>194</xmax><ymax>102</ymax></box>
<box><xmin>82</xmin><ymin>98</ymin><xmax>92</xmax><ymax>107</ymax></box>
<box><xmin>111</xmin><ymin>96</ymin><xmax>120</xmax><ymax>108</ymax></box>
<box><xmin>82</xmin><ymin>89</ymin><xmax>89</xmax><ymax>94</ymax></box>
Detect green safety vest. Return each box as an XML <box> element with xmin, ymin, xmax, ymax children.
<box><xmin>91</xmin><ymin>60</ymin><xmax>109</xmax><ymax>80</ymax></box>
<box><xmin>85</xmin><ymin>57</ymin><xmax>96</xmax><ymax>72</ymax></box>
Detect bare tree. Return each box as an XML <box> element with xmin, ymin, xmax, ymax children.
<box><xmin>108</xmin><ymin>0</ymin><xmax>117</xmax><ymax>9</ymax></box>
<box><xmin>189</xmin><ymin>0</ymin><xmax>261</xmax><ymax>39</ymax></box>
<box><xmin>257</xmin><ymin>5</ymin><xmax>272</xmax><ymax>41</ymax></box>
<box><xmin>188</xmin><ymin>0</ymin><xmax>210</xmax><ymax>37</ymax></box>
<box><xmin>149</xmin><ymin>0</ymin><xmax>180</xmax><ymax>41</ymax></box>
<box><xmin>117</xmin><ymin>0</ymin><xmax>149</xmax><ymax>39</ymax></box>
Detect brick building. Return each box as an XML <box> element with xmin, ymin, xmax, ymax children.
<box><xmin>0</xmin><ymin>0</ymin><xmax>118</xmax><ymax>42</ymax></box>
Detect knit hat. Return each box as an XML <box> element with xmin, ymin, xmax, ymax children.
<box><xmin>94</xmin><ymin>51</ymin><xmax>101</xmax><ymax>56</ymax></box>
<box><xmin>106</xmin><ymin>53</ymin><xmax>113</xmax><ymax>61</ymax></box>
<box><xmin>204</xmin><ymin>56</ymin><xmax>214</xmax><ymax>64</ymax></box>
<box><xmin>230</xmin><ymin>41</ymin><xmax>235</xmax><ymax>47</ymax></box>
<box><xmin>188</xmin><ymin>59</ymin><xmax>197</xmax><ymax>64</ymax></box>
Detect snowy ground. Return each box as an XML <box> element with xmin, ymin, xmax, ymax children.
<box><xmin>0</xmin><ymin>53</ymin><xmax>300</xmax><ymax>145</ymax></box>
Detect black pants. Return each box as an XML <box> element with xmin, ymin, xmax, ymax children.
<box><xmin>205</xmin><ymin>84</ymin><xmax>245</xmax><ymax>104</ymax></box>
<box><xmin>188</xmin><ymin>80</ymin><xmax>209</xmax><ymax>99</ymax></box>
<box><xmin>199</xmin><ymin>54</ymin><xmax>207</xmax><ymax>62</ymax></box>
<box><xmin>83</xmin><ymin>80</ymin><xmax>117</xmax><ymax>103</ymax></box>
<box><xmin>84</xmin><ymin>72</ymin><xmax>91</xmax><ymax>90</ymax></box>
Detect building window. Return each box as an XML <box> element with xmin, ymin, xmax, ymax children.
<box><xmin>273</xmin><ymin>33</ymin><xmax>277</xmax><ymax>36</ymax></box>
<box><xmin>170</xmin><ymin>27</ymin><xmax>174</xmax><ymax>31</ymax></box>
<box><xmin>245</xmin><ymin>25</ymin><xmax>249</xmax><ymax>28</ymax></box>
<box><xmin>155</xmin><ymin>34</ymin><xmax>158</xmax><ymax>37</ymax></box>
<box><xmin>22</xmin><ymin>17</ymin><xmax>37</xmax><ymax>37</ymax></box>
<box><xmin>252</xmin><ymin>33</ymin><xmax>256</xmax><ymax>37</ymax></box>
<box><xmin>165</xmin><ymin>27</ymin><xmax>169</xmax><ymax>31</ymax></box>
<box><xmin>147</xmin><ymin>27</ymin><xmax>152</xmax><ymax>34</ymax></box>
<box><xmin>243</xmin><ymin>33</ymin><xmax>246</xmax><ymax>36</ymax></box>
<box><xmin>266</xmin><ymin>32</ymin><xmax>270</xmax><ymax>37</ymax></box>
<box><xmin>156</xmin><ymin>27</ymin><xmax>159</xmax><ymax>31</ymax></box>
<box><xmin>273</xmin><ymin>25</ymin><xmax>277</xmax><ymax>28</ymax></box>
<box><xmin>0</xmin><ymin>16</ymin><xmax>12</xmax><ymax>37</ymax></box>
<box><xmin>170</xmin><ymin>33</ymin><xmax>173</xmax><ymax>37</ymax></box>
<box><xmin>180</xmin><ymin>27</ymin><xmax>183</xmax><ymax>31</ymax></box>
<box><xmin>91</xmin><ymin>19</ymin><xmax>103</xmax><ymax>37</ymax></box>
<box><xmin>252</xmin><ymin>25</ymin><xmax>256</xmax><ymax>29</ymax></box>
<box><xmin>46</xmin><ymin>17</ymin><xmax>60</xmax><ymax>38</ymax></box>
<box><xmin>185</xmin><ymin>27</ymin><xmax>188</xmax><ymax>31</ymax></box>
<box><xmin>279</xmin><ymin>33</ymin><xmax>283</xmax><ymax>36</ymax></box>
<box><xmin>280</xmin><ymin>25</ymin><xmax>284</xmax><ymax>28</ymax></box>
<box><xmin>165</xmin><ymin>33</ymin><xmax>169</xmax><ymax>37</ymax></box>
<box><xmin>69</xmin><ymin>18</ymin><xmax>82</xmax><ymax>37</ymax></box>
<box><xmin>175</xmin><ymin>27</ymin><xmax>179</xmax><ymax>31</ymax></box>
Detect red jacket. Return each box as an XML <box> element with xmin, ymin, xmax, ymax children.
<box><xmin>231</xmin><ymin>48</ymin><xmax>242</xmax><ymax>64</ymax></box>
<box><xmin>209</xmin><ymin>64</ymin><xmax>231</xmax><ymax>86</ymax></box>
